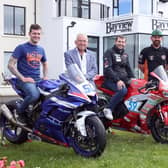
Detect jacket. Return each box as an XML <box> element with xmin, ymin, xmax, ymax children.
<box><xmin>103</xmin><ymin>45</ymin><xmax>134</xmax><ymax>84</ymax></box>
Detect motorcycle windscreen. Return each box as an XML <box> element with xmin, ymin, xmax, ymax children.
<box><xmin>151</xmin><ymin>65</ymin><xmax>168</xmax><ymax>82</ymax></box>
<box><xmin>66</xmin><ymin>64</ymin><xmax>96</xmax><ymax>97</ymax></box>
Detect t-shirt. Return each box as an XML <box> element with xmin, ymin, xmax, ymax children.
<box><xmin>12</xmin><ymin>42</ymin><xmax>47</xmax><ymax>81</ymax></box>
<box><xmin>138</xmin><ymin>45</ymin><xmax>168</xmax><ymax>80</ymax></box>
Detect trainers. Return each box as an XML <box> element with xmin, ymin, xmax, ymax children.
<box><xmin>103</xmin><ymin>108</ymin><xmax>113</xmax><ymax>120</ymax></box>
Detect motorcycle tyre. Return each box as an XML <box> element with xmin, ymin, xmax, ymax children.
<box><xmin>150</xmin><ymin>113</ymin><xmax>168</xmax><ymax>144</ymax></box>
<box><xmin>72</xmin><ymin>116</ymin><xmax>106</xmax><ymax>157</ymax></box>
<box><xmin>2</xmin><ymin>100</ymin><xmax>28</xmax><ymax>144</ymax></box>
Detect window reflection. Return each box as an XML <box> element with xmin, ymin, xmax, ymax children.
<box><xmin>139</xmin><ymin>0</ymin><xmax>152</xmax><ymax>15</ymax></box>
<box><xmin>4</xmin><ymin>52</ymin><xmax>12</xmax><ymax>76</ymax></box>
<box><xmin>72</xmin><ymin>0</ymin><xmax>90</xmax><ymax>18</ymax></box>
<box><xmin>119</xmin><ymin>0</ymin><xmax>132</xmax><ymax>15</ymax></box>
<box><xmin>113</xmin><ymin>0</ymin><xmax>132</xmax><ymax>16</ymax></box>
<box><xmin>4</xmin><ymin>6</ymin><xmax>13</xmax><ymax>34</ymax></box>
<box><xmin>15</xmin><ymin>7</ymin><xmax>25</xmax><ymax>35</ymax></box>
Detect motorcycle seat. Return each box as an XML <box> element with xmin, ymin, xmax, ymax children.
<box><xmin>94</xmin><ymin>75</ymin><xmax>114</xmax><ymax>95</ymax></box>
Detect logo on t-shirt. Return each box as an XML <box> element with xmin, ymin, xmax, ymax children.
<box><xmin>161</xmin><ymin>55</ymin><xmax>166</xmax><ymax>60</ymax></box>
<box><xmin>26</xmin><ymin>52</ymin><xmax>42</xmax><ymax>68</ymax></box>
<box><xmin>149</xmin><ymin>55</ymin><xmax>154</xmax><ymax>61</ymax></box>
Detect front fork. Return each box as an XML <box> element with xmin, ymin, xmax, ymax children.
<box><xmin>158</xmin><ymin>104</ymin><xmax>168</xmax><ymax>126</ymax></box>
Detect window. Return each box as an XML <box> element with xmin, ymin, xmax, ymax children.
<box><xmin>72</xmin><ymin>0</ymin><xmax>78</xmax><ymax>17</ymax></box>
<box><xmin>139</xmin><ymin>0</ymin><xmax>152</xmax><ymax>15</ymax></box>
<box><xmin>88</xmin><ymin>36</ymin><xmax>99</xmax><ymax>72</ymax></box>
<box><xmin>100</xmin><ymin>4</ymin><xmax>109</xmax><ymax>19</ymax></box>
<box><xmin>4</xmin><ymin>52</ymin><xmax>12</xmax><ymax>76</ymax></box>
<box><xmin>72</xmin><ymin>0</ymin><xmax>90</xmax><ymax>18</ymax></box>
<box><xmin>113</xmin><ymin>0</ymin><xmax>133</xmax><ymax>16</ymax></box>
<box><xmin>4</xmin><ymin>5</ymin><xmax>25</xmax><ymax>36</ymax></box>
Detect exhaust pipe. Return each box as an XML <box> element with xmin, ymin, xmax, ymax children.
<box><xmin>0</xmin><ymin>104</ymin><xmax>32</xmax><ymax>132</ymax></box>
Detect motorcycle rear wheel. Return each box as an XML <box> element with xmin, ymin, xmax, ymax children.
<box><xmin>150</xmin><ymin>114</ymin><xmax>168</xmax><ymax>143</ymax></box>
<box><xmin>71</xmin><ymin>116</ymin><xmax>106</xmax><ymax>157</ymax></box>
<box><xmin>2</xmin><ymin>100</ymin><xmax>28</xmax><ymax>144</ymax></box>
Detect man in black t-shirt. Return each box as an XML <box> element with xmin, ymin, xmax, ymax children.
<box><xmin>138</xmin><ymin>29</ymin><xmax>168</xmax><ymax>81</ymax></box>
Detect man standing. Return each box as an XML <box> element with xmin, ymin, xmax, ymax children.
<box><xmin>8</xmin><ymin>24</ymin><xmax>48</xmax><ymax>125</ymax></box>
<box><xmin>64</xmin><ymin>33</ymin><xmax>97</xmax><ymax>85</ymax></box>
<box><xmin>138</xmin><ymin>29</ymin><xmax>168</xmax><ymax>81</ymax></box>
<box><xmin>103</xmin><ymin>35</ymin><xmax>134</xmax><ymax>120</ymax></box>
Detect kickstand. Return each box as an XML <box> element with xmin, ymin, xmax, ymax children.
<box><xmin>0</xmin><ymin>127</ymin><xmax>6</xmax><ymax>146</ymax></box>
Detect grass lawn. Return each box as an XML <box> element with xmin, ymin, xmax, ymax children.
<box><xmin>1</xmin><ymin>130</ymin><xmax>168</xmax><ymax>168</ymax></box>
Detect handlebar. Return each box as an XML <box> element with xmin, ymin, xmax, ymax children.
<box><xmin>46</xmin><ymin>83</ymin><xmax>70</xmax><ymax>99</ymax></box>
<box><xmin>138</xmin><ymin>81</ymin><xmax>158</xmax><ymax>94</ymax></box>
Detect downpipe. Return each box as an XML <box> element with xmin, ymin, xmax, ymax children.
<box><xmin>0</xmin><ymin>104</ymin><xmax>32</xmax><ymax>133</ymax></box>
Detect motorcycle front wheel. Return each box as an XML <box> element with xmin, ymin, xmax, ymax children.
<box><xmin>71</xmin><ymin>116</ymin><xmax>106</xmax><ymax>157</ymax></box>
<box><xmin>150</xmin><ymin>113</ymin><xmax>168</xmax><ymax>143</ymax></box>
<box><xmin>1</xmin><ymin>100</ymin><xmax>28</xmax><ymax>144</ymax></box>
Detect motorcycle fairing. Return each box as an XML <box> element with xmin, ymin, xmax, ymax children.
<box><xmin>59</xmin><ymin>73</ymin><xmax>93</xmax><ymax>102</ymax></box>
<box><xmin>125</xmin><ymin>93</ymin><xmax>163</xmax><ymax>114</ymax></box>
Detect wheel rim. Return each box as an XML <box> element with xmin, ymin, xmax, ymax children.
<box><xmin>4</xmin><ymin>117</ymin><xmax>23</xmax><ymax>138</ymax></box>
<box><xmin>74</xmin><ymin>122</ymin><xmax>98</xmax><ymax>152</ymax></box>
<box><xmin>154</xmin><ymin>117</ymin><xmax>168</xmax><ymax>141</ymax></box>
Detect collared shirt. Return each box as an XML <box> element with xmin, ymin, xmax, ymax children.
<box><xmin>76</xmin><ymin>48</ymin><xmax>87</xmax><ymax>75</ymax></box>
<box><xmin>138</xmin><ymin>45</ymin><xmax>168</xmax><ymax>80</ymax></box>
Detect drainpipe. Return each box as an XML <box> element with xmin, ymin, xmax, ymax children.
<box><xmin>66</xmin><ymin>21</ymin><xmax>76</xmax><ymax>50</ymax></box>
<box><xmin>34</xmin><ymin>0</ymin><xmax>37</xmax><ymax>24</ymax></box>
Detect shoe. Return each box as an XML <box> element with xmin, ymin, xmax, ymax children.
<box><xmin>103</xmin><ymin>108</ymin><xmax>113</xmax><ymax>120</ymax></box>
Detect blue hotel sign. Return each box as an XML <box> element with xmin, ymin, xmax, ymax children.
<box><xmin>106</xmin><ymin>19</ymin><xmax>133</xmax><ymax>34</ymax></box>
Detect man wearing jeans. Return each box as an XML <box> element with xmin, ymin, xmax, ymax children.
<box><xmin>8</xmin><ymin>24</ymin><xmax>48</xmax><ymax>125</ymax></box>
<box><xmin>103</xmin><ymin>36</ymin><xmax>134</xmax><ymax>120</ymax></box>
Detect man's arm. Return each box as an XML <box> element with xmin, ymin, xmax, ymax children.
<box><xmin>138</xmin><ymin>49</ymin><xmax>146</xmax><ymax>74</ymax></box>
<box><xmin>64</xmin><ymin>51</ymin><xmax>73</xmax><ymax>68</ymax></box>
<box><xmin>8</xmin><ymin>56</ymin><xmax>34</xmax><ymax>83</ymax></box>
<box><xmin>42</xmin><ymin>61</ymin><xmax>48</xmax><ymax>80</ymax></box>
<box><xmin>85</xmin><ymin>53</ymin><xmax>97</xmax><ymax>80</ymax></box>
<box><xmin>8</xmin><ymin>56</ymin><xmax>25</xmax><ymax>80</ymax></box>
<box><xmin>138</xmin><ymin>64</ymin><xmax>145</xmax><ymax>73</ymax></box>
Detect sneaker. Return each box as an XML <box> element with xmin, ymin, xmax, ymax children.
<box><xmin>103</xmin><ymin>108</ymin><xmax>113</xmax><ymax>120</ymax></box>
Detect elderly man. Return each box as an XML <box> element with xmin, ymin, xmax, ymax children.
<box><xmin>64</xmin><ymin>33</ymin><xmax>97</xmax><ymax>85</ymax></box>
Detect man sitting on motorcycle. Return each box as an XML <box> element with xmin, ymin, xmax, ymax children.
<box><xmin>103</xmin><ymin>35</ymin><xmax>135</xmax><ymax>120</ymax></box>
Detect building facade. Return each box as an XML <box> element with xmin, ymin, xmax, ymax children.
<box><xmin>1</xmin><ymin>0</ymin><xmax>168</xmax><ymax>100</ymax></box>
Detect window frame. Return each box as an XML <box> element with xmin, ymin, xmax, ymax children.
<box><xmin>4</xmin><ymin>4</ymin><xmax>26</xmax><ymax>36</ymax></box>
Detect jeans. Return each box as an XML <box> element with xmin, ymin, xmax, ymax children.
<box><xmin>16</xmin><ymin>80</ymin><xmax>40</xmax><ymax>114</ymax></box>
<box><xmin>104</xmin><ymin>80</ymin><xmax>128</xmax><ymax>111</ymax></box>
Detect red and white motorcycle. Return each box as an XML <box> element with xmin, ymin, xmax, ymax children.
<box><xmin>95</xmin><ymin>65</ymin><xmax>168</xmax><ymax>143</ymax></box>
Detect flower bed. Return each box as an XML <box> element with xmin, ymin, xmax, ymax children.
<box><xmin>0</xmin><ymin>157</ymin><xmax>25</xmax><ymax>168</ymax></box>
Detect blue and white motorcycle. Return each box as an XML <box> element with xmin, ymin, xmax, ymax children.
<box><xmin>0</xmin><ymin>64</ymin><xmax>106</xmax><ymax>157</ymax></box>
